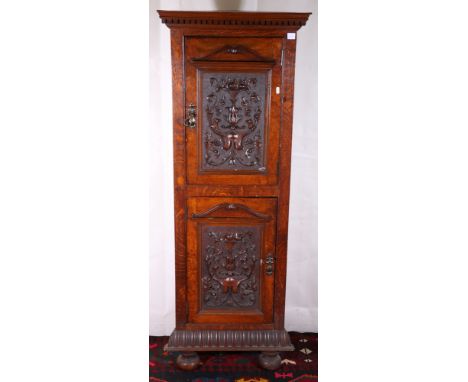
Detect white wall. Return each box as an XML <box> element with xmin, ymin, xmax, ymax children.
<box><xmin>149</xmin><ymin>0</ymin><xmax>317</xmax><ymax>335</ymax></box>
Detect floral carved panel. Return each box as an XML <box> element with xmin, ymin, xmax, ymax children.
<box><xmin>200</xmin><ymin>225</ymin><xmax>262</xmax><ymax>310</ymax></box>
<box><xmin>201</xmin><ymin>72</ymin><xmax>268</xmax><ymax>172</ymax></box>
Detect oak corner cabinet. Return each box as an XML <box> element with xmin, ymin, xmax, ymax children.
<box><xmin>157</xmin><ymin>10</ymin><xmax>311</xmax><ymax>371</ymax></box>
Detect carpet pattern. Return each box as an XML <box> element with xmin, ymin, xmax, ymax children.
<box><xmin>149</xmin><ymin>332</ymin><xmax>317</xmax><ymax>382</ymax></box>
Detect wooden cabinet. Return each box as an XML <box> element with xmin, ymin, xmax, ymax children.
<box><xmin>157</xmin><ymin>10</ymin><xmax>310</xmax><ymax>371</ymax></box>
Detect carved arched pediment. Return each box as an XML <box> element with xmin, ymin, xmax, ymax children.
<box><xmin>192</xmin><ymin>203</ymin><xmax>271</xmax><ymax>220</ymax></box>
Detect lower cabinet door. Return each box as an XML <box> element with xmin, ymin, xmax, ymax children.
<box><xmin>186</xmin><ymin>197</ymin><xmax>277</xmax><ymax>325</ymax></box>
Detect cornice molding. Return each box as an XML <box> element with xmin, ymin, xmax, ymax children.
<box><xmin>157</xmin><ymin>11</ymin><xmax>311</xmax><ymax>29</ymax></box>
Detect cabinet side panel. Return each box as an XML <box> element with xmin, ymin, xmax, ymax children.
<box><xmin>274</xmin><ymin>37</ymin><xmax>297</xmax><ymax>329</ymax></box>
<box><xmin>170</xmin><ymin>29</ymin><xmax>188</xmax><ymax>328</ymax></box>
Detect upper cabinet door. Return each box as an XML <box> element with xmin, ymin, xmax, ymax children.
<box><xmin>184</xmin><ymin>37</ymin><xmax>283</xmax><ymax>185</ymax></box>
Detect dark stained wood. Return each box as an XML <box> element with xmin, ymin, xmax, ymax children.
<box><xmin>183</xmin><ymin>322</ymin><xmax>275</xmax><ymax>331</ymax></box>
<box><xmin>165</xmin><ymin>329</ymin><xmax>294</xmax><ymax>352</ymax></box>
<box><xmin>258</xmin><ymin>351</ymin><xmax>282</xmax><ymax>370</ymax></box>
<box><xmin>158</xmin><ymin>11</ymin><xmax>311</xmax><ymax>30</ymax></box>
<box><xmin>175</xmin><ymin>352</ymin><xmax>200</xmax><ymax>371</ymax></box>
<box><xmin>157</xmin><ymin>10</ymin><xmax>310</xmax><ymax>369</ymax></box>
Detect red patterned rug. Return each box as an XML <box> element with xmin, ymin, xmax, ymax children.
<box><xmin>149</xmin><ymin>331</ymin><xmax>317</xmax><ymax>382</ymax></box>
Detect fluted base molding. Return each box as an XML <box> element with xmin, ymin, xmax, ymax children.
<box><xmin>164</xmin><ymin>329</ymin><xmax>294</xmax><ymax>352</ymax></box>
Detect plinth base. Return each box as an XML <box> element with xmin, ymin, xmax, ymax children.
<box><xmin>165</xmin><ymin>329</ymin><xmax>293</xmax><ymax>352</ymax></box>
<box><xmin>164</xmin><ymin>329</ymin><xmax>293</xmax><ymax>370</ymax></box>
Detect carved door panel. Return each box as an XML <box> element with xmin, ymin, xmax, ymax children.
<box><xmin>186</xmin><ymin>197</ymin><xmax>277</xmax><ymax>325</ymax></box>
<box><xmin>184</xmin><ymin>37</ymin><xmax>283</xmax><ymax>185</ymax></box>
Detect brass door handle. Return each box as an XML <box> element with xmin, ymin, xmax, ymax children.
<box><xmin>184</xmin><ymin>103</ymin><xmax>197</xmax><ymax>128</ymax></box>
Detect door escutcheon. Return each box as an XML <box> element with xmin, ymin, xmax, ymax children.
<box><xmin>184</xmin><ymin>103</ymin><xmax>197</xmax><ymax>128</ymax></box>
<box><xmin>265</xmin><ymin>254</ymin><xmax>275</xmax><ymax>276</ymax></box>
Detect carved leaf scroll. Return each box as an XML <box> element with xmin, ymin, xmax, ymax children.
<box><xmin>201</xmin><ymin>225</ymin><xmax>261</xmax><ymax>309</ymax></box>
<box><xmin>201</xmin><ymin>72</ymin><xmax>267</xmax><ymax>171</ymax></box>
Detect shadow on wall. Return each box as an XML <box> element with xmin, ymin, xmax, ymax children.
<box><xmin>212</xmin><ymin>0</ymin><xmax>243</xmax><ymax>10</ymax></box>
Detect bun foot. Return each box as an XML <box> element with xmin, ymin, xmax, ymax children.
<box><xmin>258</xmin><ymin>351</ymin><xmax>282</xmax><ymax>370</ymax></box>
<box><xmin>175</xmin><ymin>352</ymin><xmax>200</xmax><ymax>371</ymax></box>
